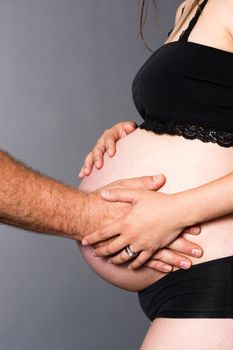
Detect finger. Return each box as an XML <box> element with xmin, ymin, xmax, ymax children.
<box><xmin>122</xmin><ymin>121</ymin><xmax>138</xmax><ymax>134</ymax></box>
<box><xmin>92</xmin><ymin>149</ymin><xmax>104</xmax><ymax>169</ymax></box>
<box><xmin>108</xmin><ymin>246</ymin><xmax>135</xmax><ymax>265</ymax></box>
<box><xmin>151</xmin><ymin>248</ymin><xmax>192</xmax><ymax>270</ymax></box>
<box><xmin>182</xmin><ymin>224</ymin><xmax>201</xmax><ymax>235</ymax></box>
<box><xmin>168</xmin><ymin>236</ymin><xmax>203</xmax><ymax>258</ymax></box>
<box><xmin>93</xmin><ymin>237</ymin><xmax>116</xmax><ymax>249</ymax></box>
<box><xmin>82</xmin><ymin>220</ymin><xmax>122</xmax><ymax>246</ymax></box>
<box><xmin>117</xmin><ymin>124</ymin><xmax>128</xmax><ymax>138</ymax></box>
<box><xmin>145</xmin><ymin>260</ymin><xmax>173</xmax><ymax>273</ymax></box>
<box><xmin>94</xmin><ymin>235</ymin><xmax>129</xmax><ymax>257</ymax></box>
<box><xmin>100</xmin><ymin>188</ymin><xmax>138</xmax><ymax>203</ymax></box>
<box><xmin>78</xmin><ymin>166</ymin><xmax>85</xmax><ymax>178</ymax></box>
<box><xmin>92</xmin><ymin>139</ymin><xmax>106</xmax><ymax>167</ymax></box>
<box><xmin>105</xmin><ymin>138</ymin><xmax>116</xmax><ymax>157</ymax></box>
<box><xmin>102</xmin><ymin>174</ymin><xmax>166</xmax><ymax>192</ymax></box>
<box><xmin>83</xmin><ymin>152</ymin><xmax>94</xmax><ymax>176</ymax></box>
<box><xmin>128</xmin><ymin>250</ymin><xmax>153</xmax><ymax>270</ymax></box>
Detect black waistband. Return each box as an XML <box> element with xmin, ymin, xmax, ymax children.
<box><xmin>138</xmin><ymin>255</ymin><xmax>233</xmax><ymax>320</ymax></box>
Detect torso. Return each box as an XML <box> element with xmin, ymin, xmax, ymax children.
<box><xmin>77</xmin><ymin>0</ymin><xmax>233</xmax><ymax>292</ymax></box>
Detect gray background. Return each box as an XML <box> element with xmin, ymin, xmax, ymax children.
<box><xmin>0</xmin><ymin>1</ymin><xmax>178</xmax><ymax>349</ymax></box>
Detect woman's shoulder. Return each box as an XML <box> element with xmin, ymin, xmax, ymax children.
<box><xmin>210</xmin><ymin>0</ymin><xmax>233</xmax><ymax>47</ymax></box>
<box><xmin>220</xmin><ymin>0</ymin><xmax>233</xmax><ymax>39</ymax></box>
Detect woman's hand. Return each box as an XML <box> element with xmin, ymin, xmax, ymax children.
<box><xmin>92</xmin><ymin>227</ymin><xmax>203</xmax><ymax>273</ymax></box>
<box><xmin>82</xmin><ymin>179</ymin><xmax>201</xmax><ymax>270</ymax></box>
<box><xmin>78</xmin><ymin>120</ymin><xmax>137</xmax><ymax>178</ymax></box>
<box><xmin>143</xmin><ymin>232</ymin><xmax>202</xmax><ymax>272</ymax></box>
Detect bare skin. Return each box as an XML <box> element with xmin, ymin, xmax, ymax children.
<box><xmin>0</xmin><ymin>150</ymin><xmax>162</xmax><ymax>241</ymax></box>
<box><xmin>79</xmin><ymin>0</ymin><xmax>233</xmax><ymax>349</ymax></box>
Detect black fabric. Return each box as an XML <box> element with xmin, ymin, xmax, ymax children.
<box><xmin>132</xmin><ymin>0</ymin><xmax>233</xmax><ymax>147</ymax></box>
<box><xmin>138</xmin><ymin>255</ymin><xmax>233</xmax><ymax>320</ymax></box>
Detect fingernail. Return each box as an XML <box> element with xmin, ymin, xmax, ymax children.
<box><xmin>153</xmin><ymin>174</ymin><xmax>163</xmax><ymax>182</ymax></box>
<box><xmin>192</xmin><ymin>248</ymin><xmax>202</xmax><ymax>257</ymax></box>
<box><xmin>128</xmin><ymin>266</ymin><xmax>133</xmax><ymax>270</ymax></box>
<box><xmin>108</xmin><ymin>259</ymin><xmax>112</xmax><ymax>263</ymax></box>
<box><xmin>93</xmin><ymin>251</ymin><xmax>97</xmax><ymax>257</ymax></box>
<box><xmin>180</xmin><ymin>260</ymin><xmax>191</xmax><ymax>269</ymax></box>
<box><xmin>82</xmin><ymin>240</ymin><xmax>88</xmax><ymax>246</ymax></box>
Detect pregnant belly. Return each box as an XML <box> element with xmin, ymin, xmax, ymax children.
<box><xmin>78</xmin><ymin>127</ymin><xmax>233</xmax><ymax>292</ymax></box>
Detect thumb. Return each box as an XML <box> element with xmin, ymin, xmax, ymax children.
<box><xmin>103</xmin><ymin>173</ymin><xmax>166</xmax><ymax>192</ymax></box>
<box><xmin>100</xmin><ymin>188</ymin><xmax>137</xmax><ymax>203</ymax></box>
<box><xmin>134</xmin><ymin>173</ymin><xmax>166</xmax><ymax>191</ymax></box>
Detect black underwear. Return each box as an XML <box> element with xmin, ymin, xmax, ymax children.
<box><xmin>138</xmin><ymin>255</ymin><xmax>233</xmax><ymax>320</ymax></box>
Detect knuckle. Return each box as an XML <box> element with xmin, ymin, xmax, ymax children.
<box><xmin>93</xmin><ymin>153</ymin><xmax>101</xmax><ymax>162</ymax></box>
<box><xmin>106</xmin><ymin>246</ymin><xmax>113</xmax><ymax>255</ymax></box>
<box><xmin>138</xmin><ymin>176</ymin><xmax>147</xmax><ymax>188</ymax></box>
<box><xmin>116</xmin><ymin>122</ymin><xmax>123</xmax><ymax>128</ymax></box>
<box><xmin>153</xmin><ymin>249</ymin><xmax>163</xmax><ymax>260</ymax></box>
<box><xmin>138</xmin><ymin>175</ymin><xmax>153</xmax><ymax>188</ymax></box>
<box><xmin>93</xmin><ymin>148</ymin><xmax>102</xmax><ymax>156</ymax></box>
<box><xmin>85</xmin><ymin>152</ymin><xmax>93</xmax><ymax>163</ymax></box>
<box><xmin>150</xmin><ymin>260</ymin><xmax>160</xmax><ymax>268</ymax></box>
<box><xmin>135</xmin><ymin>256</ymin><xmax>144</xmax><ymax>265</ymax></box>
<box><xmin>96</xmin><ymin>139</ymin><xmax>105</xmax><ymax>150</ymax></box>
<box><xmin>182</xmin><ymin>241</ymin><xmax>192</xmax><ymax>252</ymax></box>
<box><xmin>96</xmin><ymin>137</ymin><xmax>103</xmax><ymax>146</ymax></box>
<box><xmin>111</xmin><ymin>180</ymin><xmax>125</xmax><ymax>189</ymax></box>
<box><xmin>98</xmin><ymin>231</ymin><xmax>105</xmax><ymax>239</ymax></box>
<box><xmin>110</xmin><ymin>257</ymin><xmax>118</xmax><ymax>264</ymax></box>
<box><xmin>106</xmin><ymin>139</ymin><xmax>114</xmax><ymax>147</ymax></box>
<box><xmin>157</xmin><ymin>261</ymin><xmax>168</xmax><ymax>270</ymax></box>
<box><xmin>103</xmin><ymin>129</ymin><xmax>110</xmax><ymax>136</ymax></box>
<box><xmin>173</xmin><ymin>255</ymin><xmax>183</xmax><ymax>265</ymax></box>
<box><xmin>138</xmin><ymin>240</ymin><xmax>150</xmax><ymax>251</ymax></box>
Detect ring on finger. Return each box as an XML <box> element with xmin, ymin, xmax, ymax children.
<box><xmin>124</xmin><ymin>244</ymin><xmax>139</xmax><ymax>258</ymax></box>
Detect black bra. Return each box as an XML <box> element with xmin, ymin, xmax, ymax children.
<box><xmin>132</xmin><ymin>0</ymin><xmax>233</xmax><ymax>147</ymax></box>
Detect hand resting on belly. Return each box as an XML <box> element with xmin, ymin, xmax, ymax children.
<box><xmin>78</xmin><ymin>127</ymin><xmax>233</xmax><ymax>292</ymax></box>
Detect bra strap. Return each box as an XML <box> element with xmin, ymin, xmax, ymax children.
<box><xmin>179</xmin><ymin>0</ymin><xmax>208</xmax><ymax>41</ymax></box>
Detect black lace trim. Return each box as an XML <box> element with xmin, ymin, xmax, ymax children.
<box><xmin>138</xmin><ymin>119</ymin><xmax>233</xmax><ymax>148</ymax></box>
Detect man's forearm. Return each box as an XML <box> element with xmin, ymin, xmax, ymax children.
<box><xmin>0</xmin><ymin>150</ymin><xmax>88</xmax><ymax>240</ymax></box>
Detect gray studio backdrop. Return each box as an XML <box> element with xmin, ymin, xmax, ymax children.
<box><xmin>0</xmin><ymin>1</ymin><xmax>179</xmax><ymax>349</ymax></box>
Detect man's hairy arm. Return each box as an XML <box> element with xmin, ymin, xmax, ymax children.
<box><xmin>0</xmin><ymin>150</ymin><xmax>88</xmax><ymax>239</ymax></box>
<box><xmin>0</xmin><ymin>150</ymin><xmax>203</xmax><ymax>271</ymax></box>
<box><xmin>0</xmin><ymin>150</ymin><xmax>133</xmax><ymax>243</ymax></box>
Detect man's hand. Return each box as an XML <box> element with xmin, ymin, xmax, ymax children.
<box><xmin>82</xmin><ymin>187</ymin><xmax>200</xmax><ymax>269</ymax></box>
<box><xmin>79</xmin><ymin>174</ymin><xmax>203</xmax><ymax>273</ymax></box>
<box><xmin>78</xmin><ymin>174</ymin><xmax>167</xmax><ymax>239</ymax></box>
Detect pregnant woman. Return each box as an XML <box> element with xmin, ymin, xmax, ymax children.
<box><xmin>78</xmin><ymin>0</ymin><xmax>233</xmax><ymax>349</ymax></box>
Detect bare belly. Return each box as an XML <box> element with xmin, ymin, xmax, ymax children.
<box><xmin>78</xmin><ymin>127</ymin><xmax>233</xmax><ymax>292</ymax></box>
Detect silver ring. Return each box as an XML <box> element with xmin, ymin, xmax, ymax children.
<box><xmin>124</xmin><ymin>245</ymin><xmax>139</xmax><ymax>258</ymax></box>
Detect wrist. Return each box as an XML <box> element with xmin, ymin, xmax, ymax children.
<box><xmin>62</xmin><ymin>189</ymin><xmax>90</xmax><ymax>241</ymax></box>
<box><xmin>78</xmin><ymin>191</ymin><xmax>90</xmax><ymax>239</ymax></box>
<box><xmin>172</xmin><ymin>189</ymin><xmax>199</xmax><ymax>228</ymax></box>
